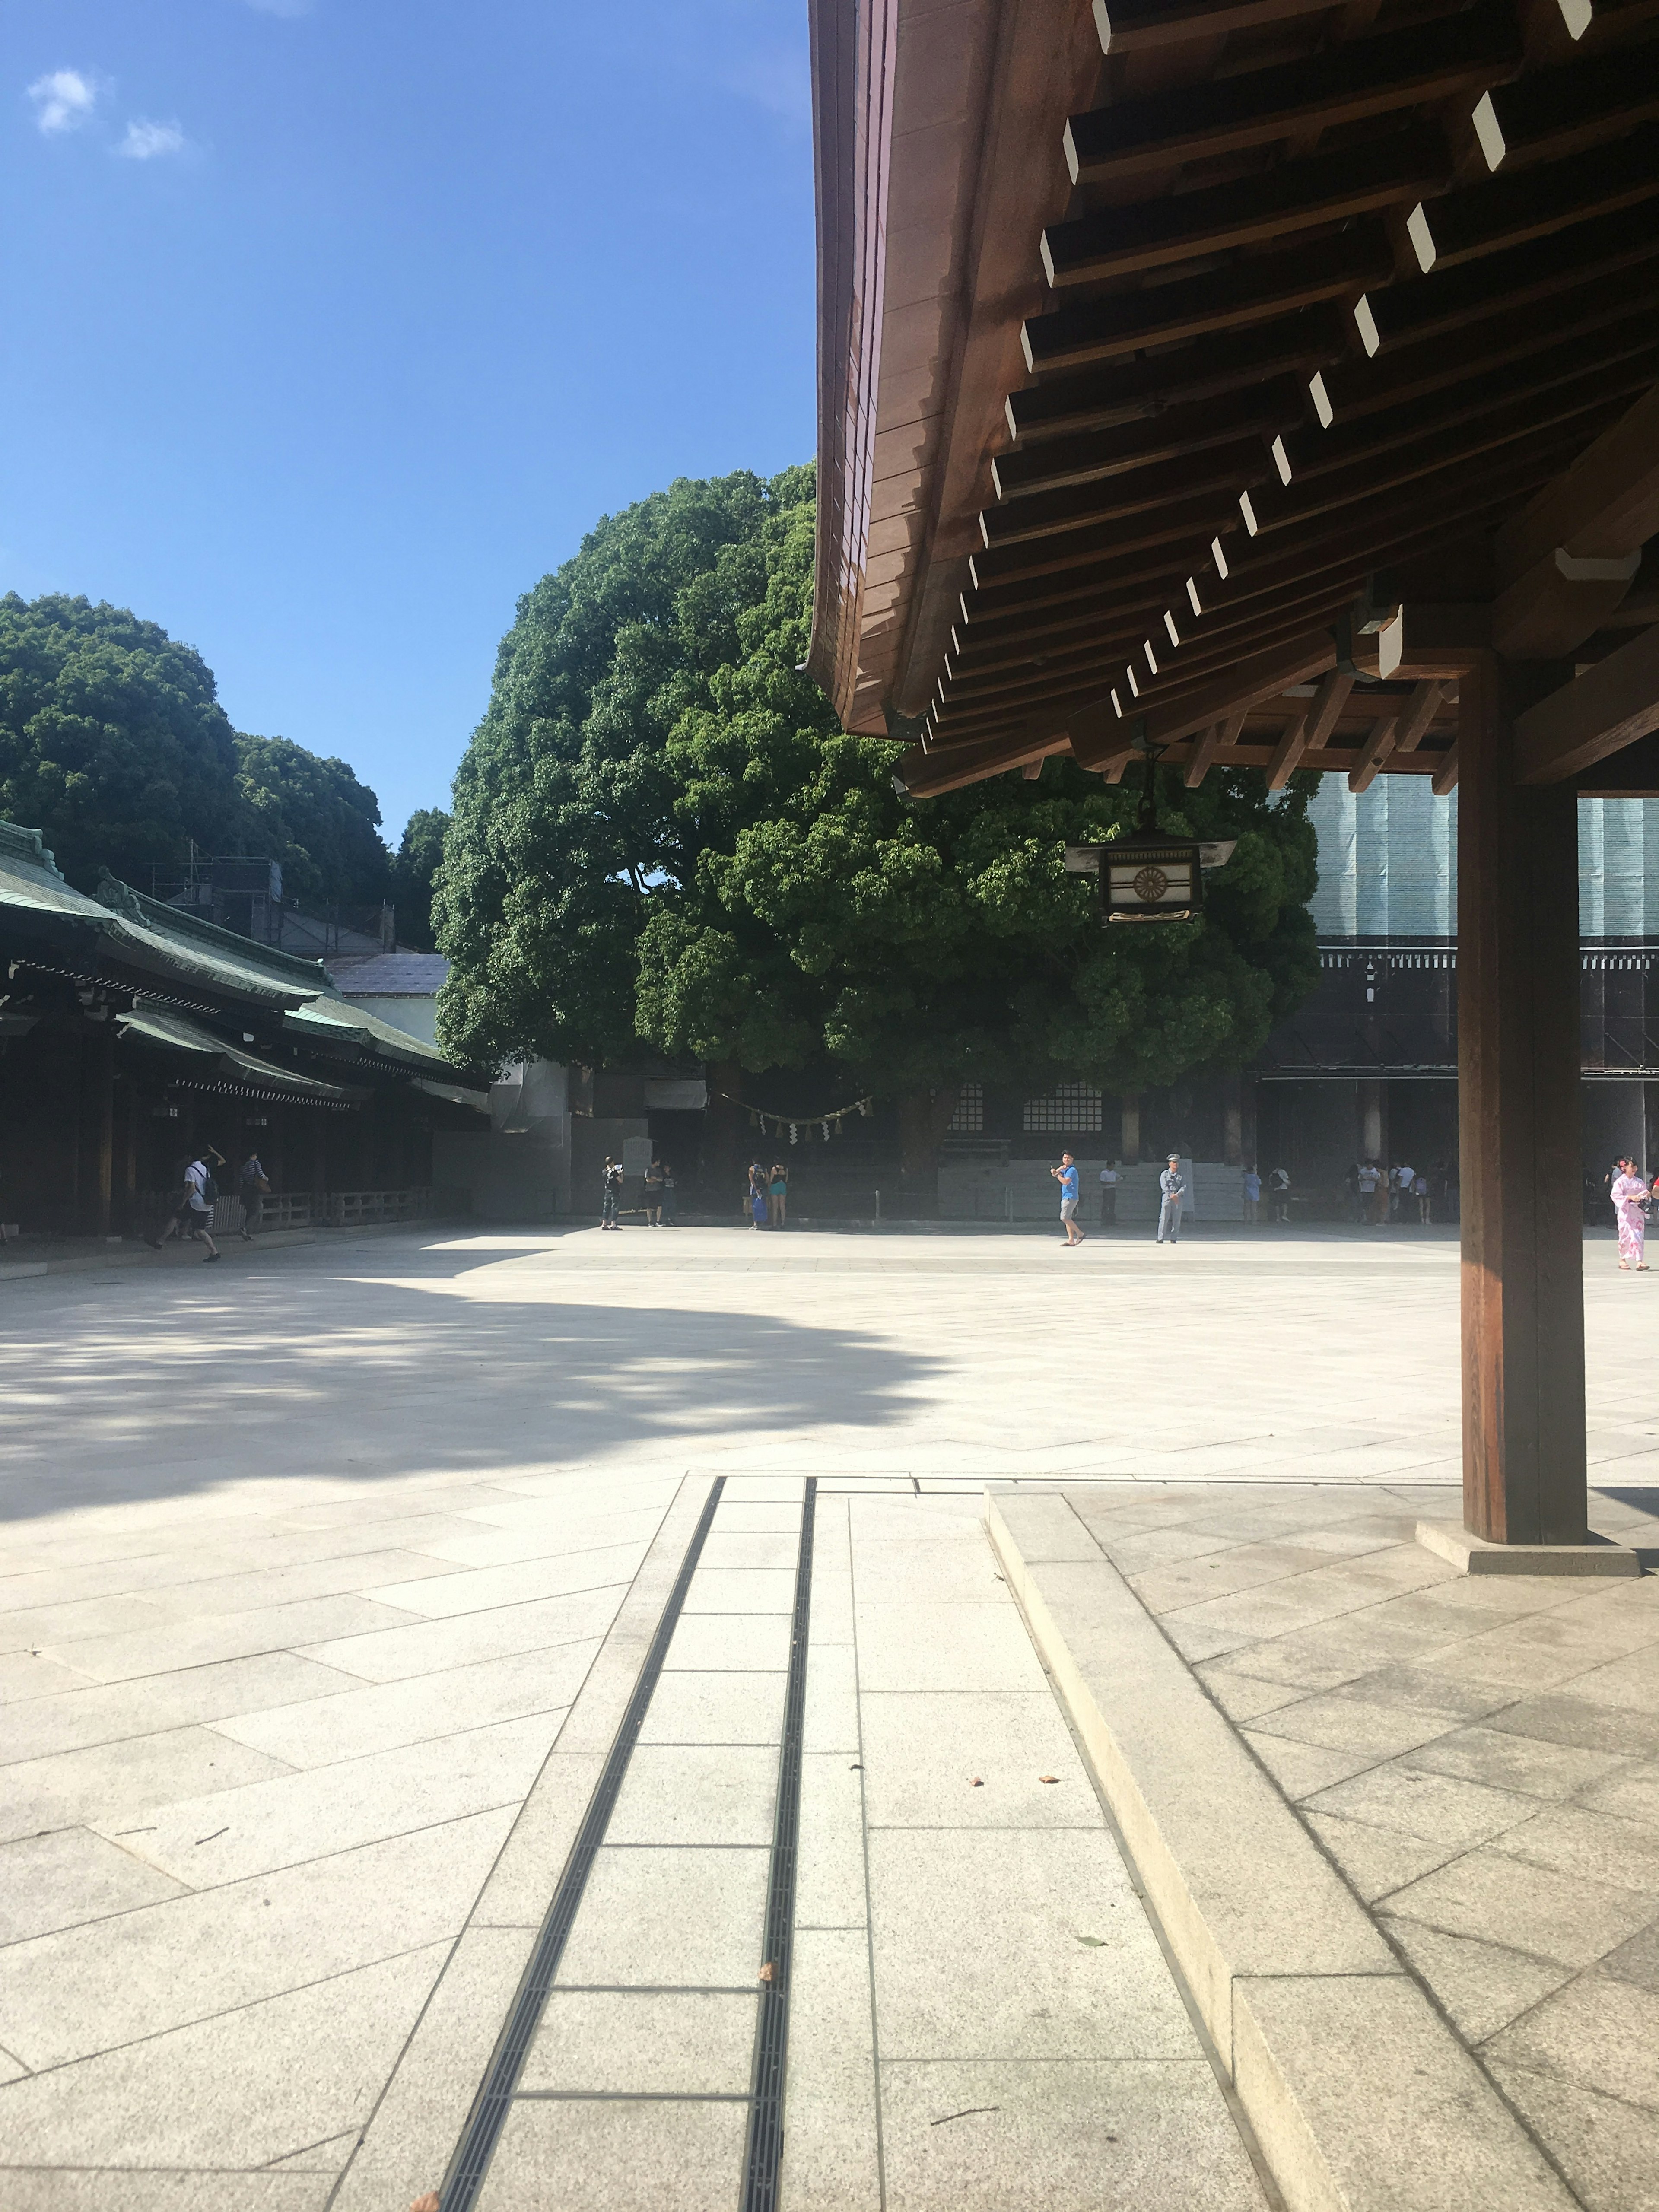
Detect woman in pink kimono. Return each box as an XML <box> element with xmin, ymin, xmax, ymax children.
<box><xmin>1610</xmin><ymin>1159</ymin><xmax>1650</xmax><ymax>1270</ymax></box>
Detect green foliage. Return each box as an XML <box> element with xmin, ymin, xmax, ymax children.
<box><xmin>0</xmin><ymin>592</ymin><xmax>242</xmax><ymax>890</ymax></box>
<box><xmin>389</xmin><ymin>807</ymin><xmax>451</xmax><ymax>949</ymax></box>
<box><xmin>233</xmin><ymin>733</ymin><xmax>393</xmax><ymax>910</ymax></box>
<box><xmin>436</xmin><ymin>465</ymin><xmax>1319</xmax><ymax>1093</ymax></box>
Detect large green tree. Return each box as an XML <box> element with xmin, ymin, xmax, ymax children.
<box><xmin>388</xmin><ymin>806</ymin><xmax>451</xmax><ymax>950</ymax></box>
<box><xmin>233</xmin><ymin>732</ymin><xmax>392</xmax><ymax>910</ymax></box>
<box><xmin>436</xmin><ymin>465</ymin><xmax>1319</xmax><ymax>1131</ymax></box>
<box><xmin>0</xmin><ymin>592</ymin><xmax>242</xmax><ymax>889</ymax></box>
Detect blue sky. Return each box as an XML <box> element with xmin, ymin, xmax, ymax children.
<box><xmin>3</xmin><ymin>1</ymin><xmax>816</xmax><ymax>840</ymax></box>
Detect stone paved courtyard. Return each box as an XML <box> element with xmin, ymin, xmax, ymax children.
<box><xmin>0</xmin><ymin>1222</ymin><xmax>1654</xmax><ymax>2209</ymax></box>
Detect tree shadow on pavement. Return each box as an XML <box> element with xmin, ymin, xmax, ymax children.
<box><xmin>0</xmin><ymin>1241</ymin><xmax>943</xmax><ymax>1526</ymax></box>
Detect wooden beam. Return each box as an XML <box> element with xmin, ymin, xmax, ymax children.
<box><xmin>1091</xmin><ymin>0</ymin><xmax>1345</xmax><ymax>56</ymax></box>
<box><xmin>1492</xmin><ymin>546</ymin><xmax>1642</xmax><ymax>656</ymax></box>
<box><xmin>902</xmin><ymin>730</ymin><xmax>1067</xmax><ymax>797</ymax></box>
<box><xmin>1043</xmin><ymin>128</ymin><xmax>1449</xmax><ymax>287</ymax></box>
<box><xmin>1354</xmin><ymin>202</ymin><xmax>1659</xmax><ymax>356</ymax></box>
<box><xmin>1067</xmin><ymin>3</ymin><xmax>1519</xmax><ymax>186</ymax></box>
<box><xmin>1456</xmin><ymin>654</ymin><xmax>1587</xmax><ymax>1544</ymax></box>
<box><xmin>1007</xmin><ymin>315</ymin><xmax>1345</xmax><ymax>445</ymax></box>
<box><xmin>1484</xmin><ymin>38</ymin><xmax>1659</xmax><ymax>169</ymax></box>
<box><xmin>1514</xmin><ymin>622</ymin><xmax>1659</xmax><ymax>781</ymax></box>
<box><xmin>1241</xmin><ymin>377</ymin><xmax>1641</xmax><ymax>545</ymax></box>
<box><xmin>1405</xmin><ymin>122</ymin><xmax>1659</xmax><ymax>276</ymax></box>
<box><xmin>1393</xmin><ymin>682</ymin><xmax>1446</xmax><ymax>751</ymax></box>
<box><xmin>1267</xmin><ymin>715</ymin><xmax>1311</xmax><ymax>790</ymax></box>
<box><xmin>1023</xmin><ymin>226</ymin><xmax>1394</xmax><ymax>374</ymax></box>
<box><xmin>992</xmin><ymin>382</ymin><xmax>1302</xmax><ymax>503</ymax></box>
<box><xmin>1319</xmin><ymin>259</ymin><xmax>1659</xmax><ymax>427</ymax></box>
<box><xmin>969</xmin><ymin>490</ymin><xmax>1239</xmax><ymax>591</ymax></box>
<box><xmin>1292</xmin><ymin>315</ymin><xmax>1659</xmax><ymax>483</ymax></box>
<box><xmin>1142</xmin><ymin>627</ymin><xmax>1339</xmax><ymax>750</ymax></box>
<box><xmin>1184</xmin><ymin>715</ymin><xmax>1243</xmax><ymax>789</ymax></box>
<box><xmin>1357</xmin><ymin>606</ymin><xmax>1491</xmax><ymax>680</ymax></box>
<box><xmin>979</xmin><ymin>439</ymin><xmax>1267</xmax><ymax>552</ymax></box>
<box><xmin>1304</xmin><ymin>668</ymin><xmax>1357</xmax><ymax>750</ymax></box>
<box><xmin>1432</xmin><ymin>743</ymin><xmax>1461</xmax><ymax>794</ymax></box>
<box><xmin>1494</xmin><ymin>382</ymin><xmax>1659</xmax><ymax>588</ymax></box>
<box><xmin>1348</xmin><ymin>716</ymin><xmax>1399</xmax><ymax>793</ymax></box>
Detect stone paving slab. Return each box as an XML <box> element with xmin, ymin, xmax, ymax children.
<box><xmin>995</xmin><ymin>1480</ymin><xmax>1659</xmax><ymax>2212</ymax></box>
<box><xmin>2</xmin><ymin>1225</ymin><xmax>1653</xmax><ymax>2207</ymax></box>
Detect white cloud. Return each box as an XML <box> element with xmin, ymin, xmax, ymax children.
<box><xmin>28</xmin><ymin>68</ymin><xmax>98</xmax><ymax>135</ymax></box>
<box><xmin>117</xmin><ymin>118</ymin><xmax>187</xmax><ymax>160</ymax></box>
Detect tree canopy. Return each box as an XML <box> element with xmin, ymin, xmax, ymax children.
<box><xmin>0</xmin><ymin>592</ymin><xmax>242</xmax><ymax>890</ymax></box>
<box><xmin>436</xmin><ymin>465</ymin><xmax>1320</xmax><ymax>1113</ymax></box>
<box><xmin>233</xmin><ymin>733</ymin><xmax>392</xmax><ymax>910</ymax></box>
<box><xmin>388</xmin><ymin>807</ymin><xmax>451</xmax><ymax>950</ymax></box>
<box><xmin>0</xmin><ymin>591</ymin><xmax>454</xmax><ymax>935</ymax></box>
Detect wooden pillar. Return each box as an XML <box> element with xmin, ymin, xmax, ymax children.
<box><xmin>94</xmin><ymin>1026</ymin><xmax>114</xmax><ymax>1236</ymax></box>
<box><xmin>1119</xmin><ymin>1094</ymin><xmax>1140</xmax><ymax>1162</ymax></box>
<box><xmin>1358</xmin><ymin>1078</ymin><xmax>1384</xmax><ymax>1165</ymax></box>
<box><xmin>1458</xmin><ymin>655</ymin><xmax>1587</xmax><ymax>1544</ymax></box>
<box><xmin>1221</xmin><ymin>1072</ymin><xmax>1243</xmax><ymax>1166</ymax></box>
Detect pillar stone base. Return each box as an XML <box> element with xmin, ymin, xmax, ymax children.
<box><xmin>1417</xmin><ymin>1520</ymin><xmax>1640</xmax><ymax>1577</ymax></box>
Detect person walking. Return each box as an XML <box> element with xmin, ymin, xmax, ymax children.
<box><xmin>747</xmin><ymin>1160</ymin><xmax>768</xmax><ymax>1230</ymax></box>
<box><xmin>1156</xmin><ymin>1153</ymin><xmax>1186</xmax><ymax>1245</ymax></box>
<box><xmin>1049</xmin><ymin>1151</ymin><xmax>1085</xmax><ymax>1246</ymax></box>
<box><xmin>1413</xmin><ymin>1168</ymin><xmax>1431</xmax><ymax>1224</ymax></box>
<box><xmin>1098</xmin><ymin>1160</ymin><xmax>1119</xmax><ymax>1227</ymax></box>
<box><xmin>1268</xmin><ymin>1165</ymin><xmax>1291</xmax><ymax>1223</ymax></box>
<box><xmin>643</xmin><ymin>1156</ymin><xmax>665</xmax><ymax>1226</ymax></box>
<box><xmin>600</xmin><ymin>1156</ymin><xmax>623</xmax><ymax>1230</ymax></box>
<box><xmin>149</xmin><ymin>1147</ymin><xmax>223</xmax><ymax>1261</ymax></box>
<box><xmin>1356</xmin><ymin>1159</ymin><xmax>1382</xmax><ymax>1224</ymax></box>
<box><xmin>1242</xmin><ymin>1163</ymin><xmax>1261</xmax><ymax>1224</ymax></box>
<box><xmin>768</xmin><ymin>1162</ymin><xmax>789</xmax><ymax>1230</ymax></box>
<box><xmin>238</xmin><ymin>1147</ymin><xmax>270</xmax><ymax>1240</ymax></box>
<box><xmin>1611</xmin><ymin>1157</ymin><xmax>1650</xmax><ymax>1271</ymax></box>
<box><xmin>660</xmin><ymin>1160</ymin><xmax>677</xmax><ymax>1225</ymax></box>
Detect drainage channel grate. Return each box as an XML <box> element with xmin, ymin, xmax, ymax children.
<box><xmin>741</xmin><ymin>1475</ymin><xmax>816</xmax><ymax>2212</ymax></box>
<box><xmin>438</xmin><ymin>1475</ymin><xmax>727</xmax><ymax>2212</ymax></box>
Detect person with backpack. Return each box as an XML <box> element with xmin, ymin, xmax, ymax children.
<box><xmin>148</xmin><ymin>1147</ymin><xmax>223</xmax><ymax>1261</ymax></box>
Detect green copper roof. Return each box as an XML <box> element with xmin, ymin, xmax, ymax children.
<box><xmin>115</xmin><ymin>1005</ymin><xmax>358</xmax><ymax>1100</ymax></box>
<box><xmin>283</xmin><ymin>994</ymin><xmax>454</xmax><ymax>1069</ymax></box>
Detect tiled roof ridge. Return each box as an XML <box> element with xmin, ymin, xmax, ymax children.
<box><xmin>0</xmin><ymin>820</ymin><xmax>67</xmax><ymax>881</ymax></box>
<box><xmin>94</xmin><ymin>871</ymin><xmax>332</xmax><ymax>990</ymax></box>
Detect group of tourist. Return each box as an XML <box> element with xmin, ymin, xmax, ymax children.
<box><xmin>599</xmin><ymin>1156</ymin><xmax>677</xmax><ymax>1229</ymax></box>
<box><xmin>144</xmin><ymin>1147</ymin><xmax>271</xmax><ymax>1262</ymax></box>
<box><xmin>745</xmin><ymin>1159</ymin><xmax>789</xmax><ymax>1229</ymax></box>
<box><xmin>1345</xmin><ymin>1158</ymin><xmax>1435</xmax><ymax>1224</ymax></box>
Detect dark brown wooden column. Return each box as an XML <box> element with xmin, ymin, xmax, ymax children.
<box><xmin>1458</xmin><ymin>654</ymin><xmax>1587</xmax><ymax>1544</ymax></box>
<box><xmin>93</xmin><ymin>1026</ymin><xmax>114</xmax><ymax>1236</ymax></box>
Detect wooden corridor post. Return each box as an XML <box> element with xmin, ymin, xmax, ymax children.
<box><xmin>1457</xmin><ymin>655</ymin><xmax>1587</xmax><ymax>1545</ymax></box>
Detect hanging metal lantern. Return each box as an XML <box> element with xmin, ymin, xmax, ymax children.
<box><xmin>1062</xmin><ymin>735</ymin><xmax>1234</xmax><ymax>924</ymax></box>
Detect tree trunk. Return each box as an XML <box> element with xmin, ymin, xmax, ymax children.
<box><xmin>898</xmin><ymin>1087</ymin><xmax>961</xmax><ymax>1182</ymax></box>
<box><xmin>702</xmin><ymin>1061</ymin><xmax>749</xmax><ymax>1201</ymax></box>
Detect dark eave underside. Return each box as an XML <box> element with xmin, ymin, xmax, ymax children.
<box><xmin>885</xmin><ymin>0</ymin><xmax>1659</xmax><ymax>797</ymax></box>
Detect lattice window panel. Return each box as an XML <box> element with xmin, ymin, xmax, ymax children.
<box><xmin>948</xmin><ymin>1083</ymin><xmax>985</xmax><ymax>1133</ymax></box>
<box><xmin>1022</xmin><ymin>1084</ymin><xmax>1102</xmax><ymax>1133</ymax></box>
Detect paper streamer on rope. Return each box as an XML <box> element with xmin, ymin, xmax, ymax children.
<box><xmin>720</xmin><ymin>1092</ymin><xmax>874</xmax><ymax>1142</ymax></box>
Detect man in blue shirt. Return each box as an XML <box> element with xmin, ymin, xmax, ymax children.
<box><xmin>1157</xmin><ymin>1154</ymin><xmax>1187</xmax><ymax>1245</ymax></box>
<box><xmin>1049</xmin><ymin>1151</ymin><xmax>1085</xmax><ymax>1246</ymax></box>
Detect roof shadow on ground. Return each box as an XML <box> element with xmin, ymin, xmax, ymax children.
<box><xmin>0</xmin><ymin>1241</ymin><xmax>942</xmax><ymax>1526</ymax></box>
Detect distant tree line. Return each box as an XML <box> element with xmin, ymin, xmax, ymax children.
<box><xmin>0</xmin><ymin>592</ymin><xmax>448</xmax><ymax>947</ymax></box>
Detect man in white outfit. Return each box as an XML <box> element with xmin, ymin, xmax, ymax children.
<box><xmin>1157</xmin><ymin>1154</ymin><xmax>1186</xmax><ymax>1245</ymax></box>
